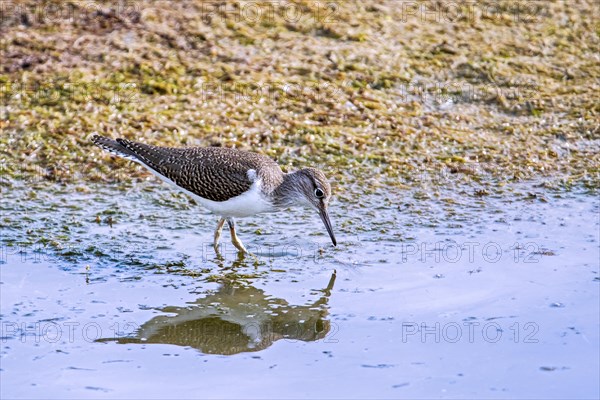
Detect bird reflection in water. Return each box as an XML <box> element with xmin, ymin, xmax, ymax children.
<box><xmin>98</xmin><ymin>271</ymin><xmax>336</xmax><ymax>355</ymax></box>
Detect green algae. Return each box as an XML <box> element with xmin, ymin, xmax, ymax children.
<box><xmin>0</xmin><ymin>0</ymin><xmax>598</xmax><ymax>193</ymax></box>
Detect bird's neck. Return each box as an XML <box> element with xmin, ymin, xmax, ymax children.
<box><xmin>272</xmin><ymin>171</ymin><xmax>304</xmax><ymax>207</ymax></box>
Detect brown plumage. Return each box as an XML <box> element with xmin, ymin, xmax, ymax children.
<box><xmin>92</xmin><ymin>135</ymin><xmax>283</xmax><ymax>202</ymax></box>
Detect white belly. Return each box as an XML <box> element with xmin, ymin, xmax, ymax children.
<box><xmin>137</xmin><ymin>161</ymin><xmax>273</xmax><ymax>218</ymax></box>
<box><xmin>190</xmin><ymin>181</ymin><xmax>273</xmax><ymax>218</ymax></box>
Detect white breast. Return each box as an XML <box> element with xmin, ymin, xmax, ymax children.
<box><xmin>136</xmin><ymin>161</ymin><xmax>273</xmax><ymax>218</ymax></box>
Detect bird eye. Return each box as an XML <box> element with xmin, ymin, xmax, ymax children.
<box><xmin>314</xmin><ymin>188</ymin><xmax>324</xmax><ymax>198</ymax></box>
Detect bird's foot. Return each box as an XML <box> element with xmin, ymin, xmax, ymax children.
<box><xmin>226</xmin><ymin>218</ymin><xmax>259</xmax><ymax>264</ymax></box>
<box><xmin>213</xmin><ymin>217</ymin><xmax>226</xmax><ymax>250</ymax></box>
<box><xmin>226</xmin><ymin>218</ymin><xmax>247</xmax><ymax>253</ymax></box>
<box><xmin>231</xmin><ymin>232</ymin><xmax>260</xmax><ymax>264</ymax></box>
<box><xmin>231</xmin><ymin>236</ymin><xmax>249</xmax><ymax>254</ymax></box>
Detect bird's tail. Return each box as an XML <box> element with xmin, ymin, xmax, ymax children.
<box><xmin>91</xmin><ymin>135</ymin><xmax>138</xmax><ymax>161</ymax></box>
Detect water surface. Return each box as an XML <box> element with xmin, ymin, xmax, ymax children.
<box><xmin>1</xmin><ymin>181</ymin><xmax>598</xmax><ymax>399</ymax></box>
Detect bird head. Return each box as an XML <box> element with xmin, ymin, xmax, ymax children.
<box><xmin>290</xmin><ymin>168</ymin><xmax>337</xmax><ymax>247</ymax></box>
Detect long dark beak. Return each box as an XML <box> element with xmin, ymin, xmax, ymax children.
<box><xmin>318</xmin><ymin>207</ymin><xmax>337</xmax><ymax>246</ymax></box>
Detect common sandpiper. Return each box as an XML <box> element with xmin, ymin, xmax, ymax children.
<box><xmin>92</xmin><ymin>135</ymin><xmax>337</xmax><ymax>254</ymax></box>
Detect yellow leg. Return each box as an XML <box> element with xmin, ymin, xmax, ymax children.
<box><xmin>227</xmin><ymin>218</ymin><xmax>248</xmax><ymax>254</ymax></box>
<box><xmin>214</xmin><ymin>217</ymin><xmax>226</xmax><ymax>250</ymax></box>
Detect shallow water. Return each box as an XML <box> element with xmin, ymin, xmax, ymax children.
<box><xmin>1</xmin><ymin>180</ymin><xmax>598</xmax><ymax>399</ymax></box>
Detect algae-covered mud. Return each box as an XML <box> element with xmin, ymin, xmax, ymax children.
<box><xmin>1</xmin><ymin>0</ymin><xmax>598</xmax><ymax>189</ymax></box>
<box><xmin>1</xmin><ymin>0</ymin><xmax>599</xmax><ymax>399</ymax></box>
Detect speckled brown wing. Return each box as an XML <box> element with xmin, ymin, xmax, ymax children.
<box><xmin>114</xmin><ymin>139</ymin><xmax>277</xmax><ymax>202</ymax></box>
